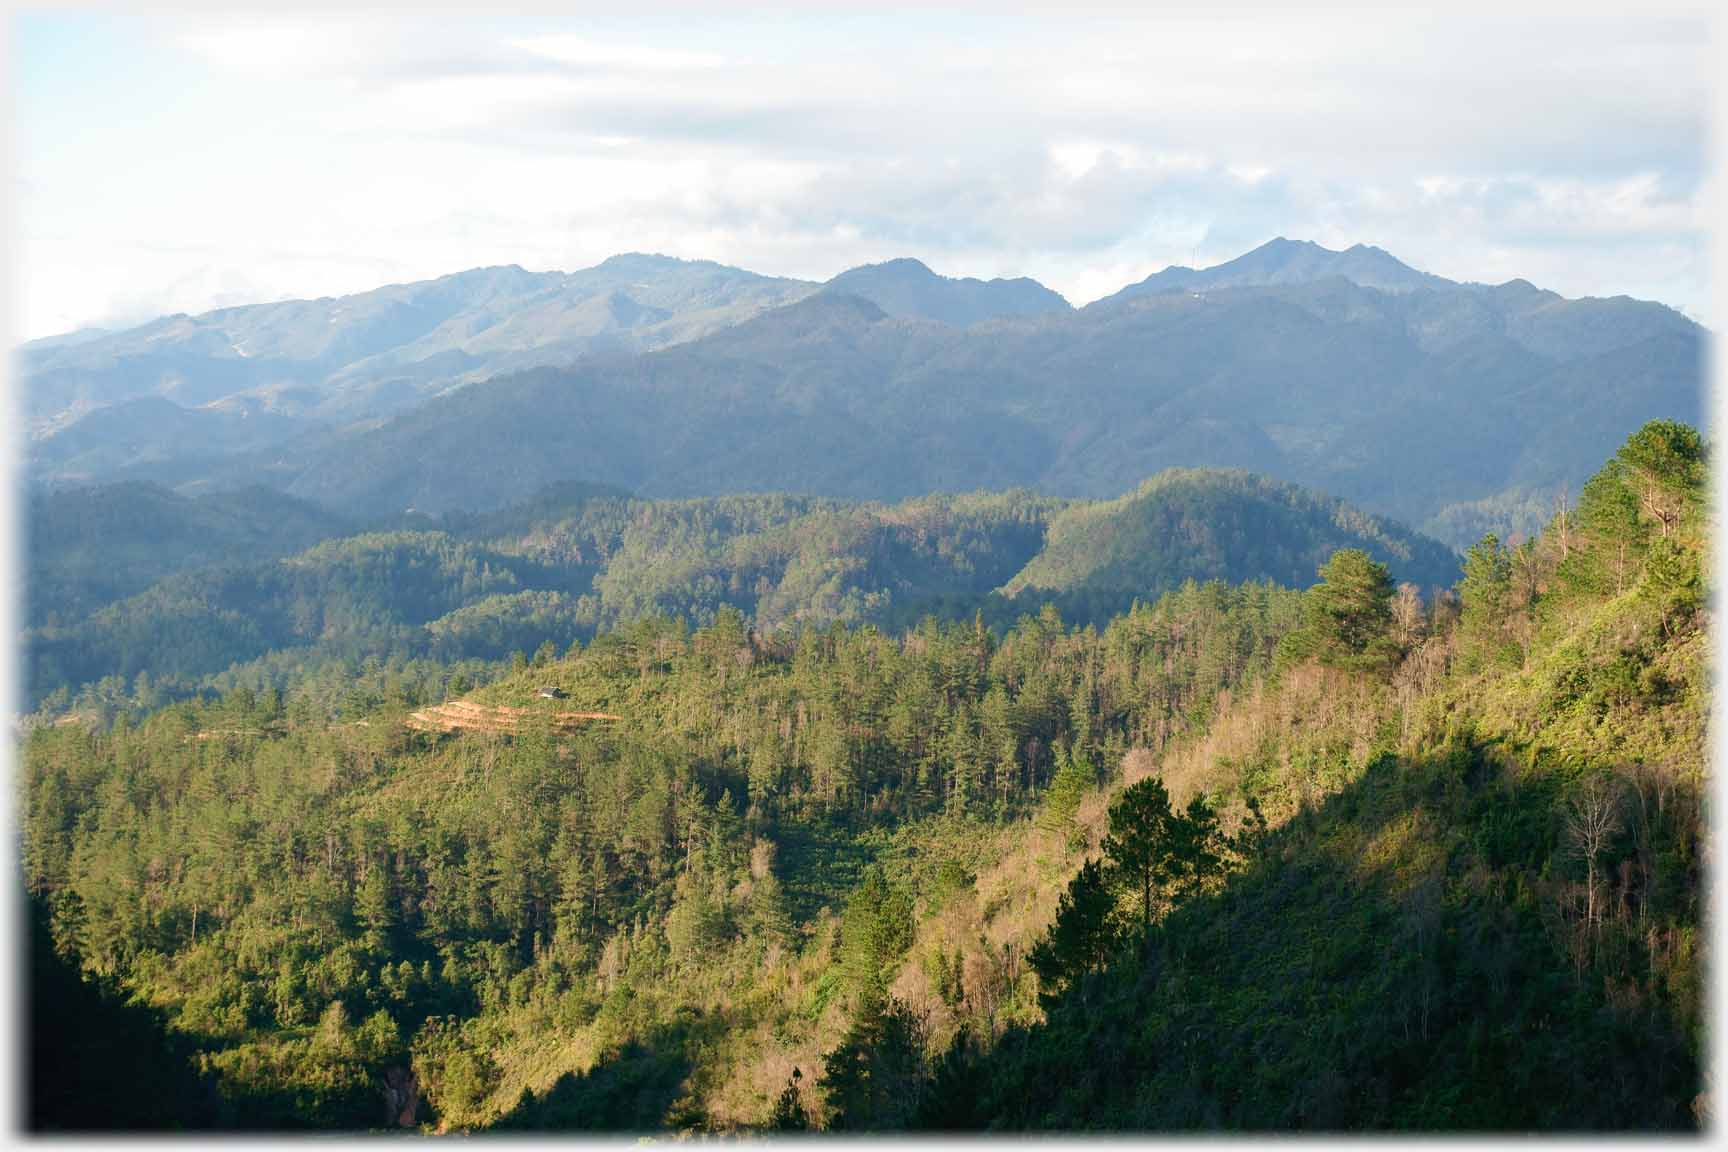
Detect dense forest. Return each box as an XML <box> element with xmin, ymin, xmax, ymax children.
<box><xmin>20</xmin><ymin>420</ymin><xmax>1707</xmax><ymax>1131</ymax></box>
<box><xmin>24</xmin><ymin>467</ymin><xmax>1457</xmax><ymax>712</ymax></box>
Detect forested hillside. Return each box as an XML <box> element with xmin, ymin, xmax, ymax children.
<box><xmin>1001</xmin><ymin>468</ymin><xmax>1458</xmax><ymax>606</ymax></box>
<box><xmin>23</xmin><ymin>470</ymin><xmax>1455</xmax><ymax>711</ymax></box>
<box><xmin>26</xmin><ymin>483</ymin><xmax>351</xmax><ymax>628</ymax></box>
<box><xmin>20</xmin><ymin>421</ymin><xmax>1705</xmax><ymax>1132</ymax></box>
<box><xmin>923</xmin><ymin>419</ymin><xmax>1709</xmax><ymax>1130</ymax></box>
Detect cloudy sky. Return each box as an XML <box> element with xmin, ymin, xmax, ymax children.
<box><xmin>13</xmin><ymin>7</ymin><xmax>1717</xmax><ymax>340</ymax></box>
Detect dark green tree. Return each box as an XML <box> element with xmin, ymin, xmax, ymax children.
<box><xmin>1457</xmin><ymin>534</ymin><xmax>1517</xmax><ymax>670</ymax></box>
<box><xmin>1038</xmin><ymin>741</ymin><xmax>1094</xmax><ymax>838</ymax></box>
<box><xmin>1102</xmin><ymin>777</ymin><xmax>1176</xmax><ymax>933</ymax></box>
<box><xmin>1026</xmin><ymin>858</ymin><xmax>1119</xmax><ymax>1006</ymax></box>
<box><xmin>839</xmin><ymin>868</ymin><xmax>914</xmax><ymax>1009</ymax></box>
<box><xmin>1617</xmin><ymin>419</ymin><xmax>1706</xmax><ymax>540</ymax></box>
<box><xmin>821</xmin><ymin>998</ymin><xmax>927</xmax><ymax>1130</ymax></box>
<box><xmin>769</xmin><ymin>1066</ymin><xmax>808</xmax><ymax>1131</ymax></box>
<box><xmin>1099</xmin><ymin>778</ymin><xmax>1224</xmax><ymax>934</ymax></box>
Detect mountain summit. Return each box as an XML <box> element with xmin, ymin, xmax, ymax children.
<box><xmin>1100</xmin><ymin>237</ymin><xmax>1448</xmax><ymax>304</ymax></box>
<box><xmin>820</xmin><ymin>258</ymin><xmax>1071</xmax><ymax>326</ymax></box>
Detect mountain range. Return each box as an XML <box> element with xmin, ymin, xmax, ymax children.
<box><xmin>21</xmin><ymin>238</ymin><xmax>1706</xmax><ymax>546</ymax></box>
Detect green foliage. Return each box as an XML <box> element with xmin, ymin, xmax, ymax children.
<box><xmin>23</xmin><ymin>472</ymin><xmax>1410</xmax><ymax>712</ymax></box>
<box><xmin>20</xmin><ymin>576</ymin><xmax>1291</xmax><ymax>1129</ymax></box>
<box><xmin>413</xmin><ymin>1018</ymin><xmax>501</xmax><ymax>1129</ymax></box>
<box><xmin>26</xmin><ymin>895</ymin><xmax>226</xmax><ymax>1130</ymax></box>
<box><xmin>840</xmin><ymin>868</ymin><xmax>915</xmax><ymax>1008</ymax></box>
<box><xmin>770</xmin><ymin>1068</ymin><xmax>809</xmax><ymax>1130</ymax></box>
<box><xmin>1100</xmin><ymin>778</ymin><xmax>1225</xmax><ymax>934</ymax></box>
<box><xmin>1278</xmin><ymin>548</ymin><xmax>1399</xmax><ymax>673</ymax></box>
<box><xmin>25</xmin><ymin>482</ymin><xmax>348</xmax><ymax>629</ymax></box>
<box><xmin>1025</xmin><ymin>859</ymin><xmax>1119</xmax><ymax>1007</ymax></box>
<box><xmin>1455</xmin><ymin>534</ymin><xmax>1520</xmax><ymax>671</ymax></box>
<box><xmin>1561</xmin><ymin>418</ymin><xmax>1708</xmax><ymax>603</ymax></box>
<box><xmin>1036</xmin><ymin>742</ymin><xmax>1094</xmax><ymax>839</ymax></box>
<box><xmin>1005</xmin><ymin>469</ymin><xmax>1458</xmax><ymax>609</ymax></box>
<box><xmin>17</xmin><ymin>422</ymin><xmax>1705</xmax><ymax>1132</ymax></box>
<box><xmin>915</xmin><ymin>421</ymin><xmax>1708</xmax><ymax>1132</ymax></box>
<box><xmin>821</xmin><ymin>997</ymin><xmax>929</xmax><ymax>1130</ymax></box>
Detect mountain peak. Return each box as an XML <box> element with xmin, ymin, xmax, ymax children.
<box><xmin>821</xmin><ymin>258</ymin><xmax>1068</xmax><ymax>326</ymax></box>
<box><xmin>858</xmin><ymin>256</ymin><xmax>936</xmax><ymax>277</ymax></box>
<box><xmin>1101</xmin><ymin>237</ymin><xmax>1446</xmax><ymax>306</ymax></box>
<box><xmin>596</xmin><ymin>252</ymin><xmax>692</xmax><ymax>271</ymax></box>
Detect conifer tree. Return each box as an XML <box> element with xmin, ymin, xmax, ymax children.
<box><xmin>1027</xmin><ymin>858</ymin><xmax>1119</xmax><ymax>1006</ymax></box>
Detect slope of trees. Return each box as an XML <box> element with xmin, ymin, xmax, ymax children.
<box><xmin>1004</xmin><ymin>469</ymin><xmax>1458</xmax><ymax>604</ymax></box>
<box><xmin>917</xmin><ymin>419</ymin><xmax>1707</xmax><ymax>1130</ymax></box>
<box><xmin>24</xmin><ymin>470</ymin><xmax>1448</xmax><ymax>710</ymax></box>
<box><xmin>17</xmin><ymin>421</ymin><xmax>1706</xmax><ymax>1132</ymax></box>
<box><xmin>26</xmin><ymin>482</ymin><xmax>349</xmax><ymax>628</ymax></box>
<box><xmin>21</xmin><ymin>574</ymin><xmax>1299</xmax><ymax>1130</ymax></box>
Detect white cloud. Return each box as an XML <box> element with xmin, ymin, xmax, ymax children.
<box><xmin>178</xmin><ymin>16</ymin><xmax>375</xmax><ymax>79</ymax></box>
<box><xmin>13</xmin><ymin>8</ymin><xmax>1715</xmax><ymax>340</ymax></box>
<box><xmin>506</xmin><ymin>35</ymin><xmax>725</xmax><ymax>71</ymax></box>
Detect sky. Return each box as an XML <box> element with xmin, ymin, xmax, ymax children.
<box><xmin>11</xmin><ymin>7</ymin><xmax>1718</xmax><ymax>341</ymax></box>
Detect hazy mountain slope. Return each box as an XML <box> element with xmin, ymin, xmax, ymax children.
<box><xmin>21</xmin><ymin>256</ymin><xmax>818</xmax><ymax>477</ymax></box>
<box><xmin>1098</xmin><ymin>236</ymin><xmax>1449</xmax><ymax>301</ymax></box>
<box><xmin>279</xmin><ymin>294</ymin><xmax>1030</xmax><ymax>515</ymax></box>
<box><xmin>26</xmin><ymin>395</ymin><xmax>312</xmax><ymax>485</ymax></box>
<box><xmin>26</xmin><ymin>482</ymin><xmax>350</xmax><ymax>627</ymax></box>
<box><xmin>27</xmin><ymin>240</ymin><xmax>1705</xmax><ymax>550</ymax></box>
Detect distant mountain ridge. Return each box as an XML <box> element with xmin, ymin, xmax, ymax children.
<box><xmin>21</xmin><ymin>251</ymin><xmax>1084</xmax><ymax>484</ymax></box>
<box><xmin>20</xmin><ymin>255</ymin><xmax>818</xmax><ymax>447</ymax></box>
<box><xmin>252</xmin><ymin>248</ymin><xmax>1701</xmax><ymax>545</ymax></box>
<box><xmin>22</xmin><ymin>239</ymin><xmax>1704</xmax><ymax>551</ymax></box>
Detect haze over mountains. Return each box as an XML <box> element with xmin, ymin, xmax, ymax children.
<box><xmin>22</xmin><ymin>257</ymin><xmax>815</xmax><ymax>446</ymax></box>
<box><xmin>21</xmin><ymin>238</ymin><xmax>1705</xmax><ymax>546</ymax></box>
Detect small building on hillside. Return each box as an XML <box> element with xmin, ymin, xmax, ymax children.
<box><xmin>537</xmin><ymin>686</ymin><xmax>566</xmax><ymax>700</ymax></box>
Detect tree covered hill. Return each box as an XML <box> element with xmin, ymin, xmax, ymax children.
<box><xmin>25</xmin><ymin>482</ymin><xmax>351</xmax><ymax>628</ymax></box>
<box><xmin>25</xmin><ymin>468</ymin><xmax>1456</xmax><ymax>711</ymax></box>
<box><xmin>917</xmin><ymin>420</ymin><xmax>1708</xmax><ymax>1130</ymax></box>
<box><xmin>1001</xmin><ymin>468</ymin><xmax>1459</xmax><ymax>604</ymax></box>
<box><xmin>19</xmin><ymin>421</ymin><xmax>1706</xmax><ymax>1132</ymax></box>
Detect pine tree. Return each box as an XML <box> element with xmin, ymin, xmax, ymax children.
<box><xmin>1102</xmin><ymin>776</ymin><xmax>1177</xmax><ymax>933</ymax></box>
<box><xmin>1278</xmin><ymin>548</ymin><xmax>1397</xmax><ymax>674</ymax></box>
<box><xmin>1027</xmin><ymin>858</ymin><xmax>1119</xmax><ymax>1006</ymax></box>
